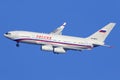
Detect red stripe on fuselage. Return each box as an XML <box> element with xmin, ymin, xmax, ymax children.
<box><xmin>14</xmin><ymin>38</ymin><xmax>92</xmax><ymax>48</ymax></box>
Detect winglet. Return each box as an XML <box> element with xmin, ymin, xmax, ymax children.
<box><xmin>50</xmin><ymin>22</ymin><xmax>67</xmax><ymax>35</ymax></box>
<box><xmin>63</xmin><ymin>22</ymin><xmax>67</xmax><ymax>26</ymax></box>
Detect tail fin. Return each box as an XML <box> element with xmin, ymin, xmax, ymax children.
<box><xmin>87</xmin><ymin>23</ymin><xmax>116</xmax><ymax>42</ymax></box>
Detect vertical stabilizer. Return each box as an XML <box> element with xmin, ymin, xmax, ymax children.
<box><xmin>87</xmin><ymin>23</ymin><xmax>116</xmax><ymax>42</ymax></box>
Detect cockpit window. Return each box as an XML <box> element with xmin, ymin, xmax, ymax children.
<box><xmin>5</xmin><ymin>32</ymin><xmax>11</xmax><ymax>35</ymax></box>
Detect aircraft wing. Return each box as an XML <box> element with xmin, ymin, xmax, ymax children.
<box><xmin>50</xmin><ymin>22</ymin><xmax>66</xmax><ymax>35</ymax></box>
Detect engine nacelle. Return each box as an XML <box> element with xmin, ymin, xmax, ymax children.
<box><xmin>41</xmin><ymin>45</ymin><xmax>53</xmax><ymax>51</ymax></box>
<box><xmin>54</xmin><ymin>47</ymin><xmax>66</xmax><ymax>53</ymax></box>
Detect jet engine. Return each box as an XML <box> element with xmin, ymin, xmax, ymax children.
<box><xmin>54</xmin><ymin>47</ymin><xmax>66</xmax><ymax>53</ymax></box>
<box><xmin>41</xmin><ymin>45</ymin><xmax>53</xmax><ymax>51</ymax></box>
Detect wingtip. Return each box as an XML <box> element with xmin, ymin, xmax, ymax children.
<box><xmin>63</xmin><ymin>22</ymin><xmax>67</xmax><ymax>26</ymax></box>
<box><xmin>109</xmin><ymin>22</ymin><xmax>116</xmax><ymax>25</ymax></box>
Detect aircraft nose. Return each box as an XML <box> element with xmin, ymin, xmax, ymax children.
<box><xmin>4</xmin><ymin>32</ymin><xmax>11</xmax><ymax>38</ymax></box>
<box><xmin>4</xmin><ymin>33</ymin><xmax>8</xmax><ymax>37</ymax></box>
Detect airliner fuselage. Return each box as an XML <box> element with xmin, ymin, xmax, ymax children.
<box><xmin>4</xmin><ymin>22</ymin><xmax>116</xmax><ymax>53</ymax></box>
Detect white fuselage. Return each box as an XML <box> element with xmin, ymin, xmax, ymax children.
<box><xmin>4</xmin><ymin>22</ymin><xmax>115</xmax><ymax>53</ymax></box>
<box><xmin>4</xmin><ymin>31</ymin><xmax>100</xmax><ymax>51</ymax></box>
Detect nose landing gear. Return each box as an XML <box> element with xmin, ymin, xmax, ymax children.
<box><xmin>16</xmin><ymin>42</ymin><xmax>20</xmax><ymax>47</ymax></box>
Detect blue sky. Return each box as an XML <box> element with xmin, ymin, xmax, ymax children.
<box><xmin>0</xmin><ymin>0</ymin><xmax>120</xmax><ymax>80</ymax></box>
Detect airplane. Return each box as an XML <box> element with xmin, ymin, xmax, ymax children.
<box><xmin>4</xmin><ymin>22</ymin><xmax>116</xmax><ymax>53</ymax></box>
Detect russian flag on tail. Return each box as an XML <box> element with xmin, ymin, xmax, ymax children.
<box><xmin>99</xmin><ymin>29</ymin><xmax>107</xmax><ymax>33</ymax></box>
